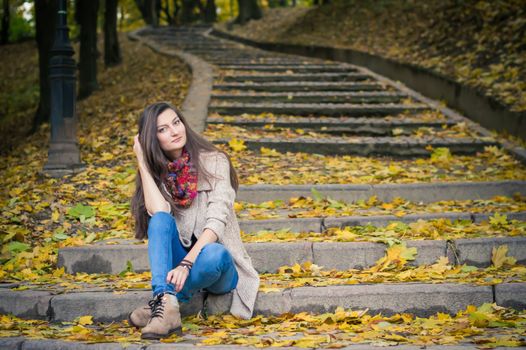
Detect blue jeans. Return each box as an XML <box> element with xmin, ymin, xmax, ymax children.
<box><xmin>147</xmin><ymin>212</ymin><xmax>238</xmax><ymax>302</ymax></box>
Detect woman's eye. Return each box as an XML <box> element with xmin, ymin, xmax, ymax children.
<box><xmin>173</xmin><ymin>119</ymin><xmax>180</xmax><ymax>125</ymax></box>
<box><xmin>158</xmin><ymin>128</ymin><xmax>165</xmax><ymax>133</ymax></box>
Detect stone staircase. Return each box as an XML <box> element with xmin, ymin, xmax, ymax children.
<box><xmin>2</xmin><ymin>26</ymin><xmax>526</xmax><ymax>345</ymax></box>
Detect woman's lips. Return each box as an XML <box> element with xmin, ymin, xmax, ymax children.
<box><xmin>172</xmin><ymin>137</ymin><xmax>182</xmax><ymax>143</ymax></box>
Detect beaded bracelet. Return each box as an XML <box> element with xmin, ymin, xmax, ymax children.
<box><xmin>178</xmin><ymin>259</ymin><xmax>193</xmax><ymax>271</ymax></box>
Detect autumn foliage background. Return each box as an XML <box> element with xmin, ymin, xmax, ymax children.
<box><xmin>0</xmin><ymin>0</ymin><xmax>526</xmax><ymax>347</ymax></box>
<box><xmin>221</xmin><ymin>0</ymin><xmax>526</xmax><ymax>113</ymax></box>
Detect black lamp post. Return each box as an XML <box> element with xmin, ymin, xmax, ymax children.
<box><xmin>43</xmin><ymin>0</ymin><xmax>85</xmax><ymax>177</ymax></box>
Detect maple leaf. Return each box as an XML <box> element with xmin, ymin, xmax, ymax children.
<box><xmin>67</xmin><ymin>204</ymin><xmax>96</xmax><ymax>222</ymax></box>
<box><xmin>489</xmin><ymin>213</ymin><xmax>507</xmax><ymax>227</ymax></box>
<box><xmin>228</xmin><ymin>138</ymin><xmax>247</xmax><ymax>152</ymax></box>
<box><xmin>491</xmin><ymin>245</ymin><xmax>516</xmax><ymax>269</ymax></box>
<box><xmin>77</xmin><ymin>315</ymin><xmax>94</xmax><ymax>325</ymax></box>
<box><xmin>430</xmin><ymin>147</ymin><xmax>452</xmax><ymax>165</ymax></box>
<box><xmin>369</xmin><ymin>243</ymin><xmax>417</xmax><ymax>272</ymax></box>
<box><xmin>260</xmin><ymin>147</ymin><xmax>280</xmax><ymax>157</ymax></box>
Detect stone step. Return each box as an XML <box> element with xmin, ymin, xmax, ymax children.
<box><xmin>239</xmin><ymin>211</ymin><xmax>526</xmax><ymax>234</ymax></box>
<box><xmin>57</xmin><ymin>236</ymin><xmax>526</xmax><ymax>275</ymax></box>
<box><xmin>236</xmin><ymin>180</ymin><xmax>526</xmax><ymax>203</ymax></box>
<box><xmin>212</xmin><ymin>136</ymin><xmax>496</xmax><ymax>156</ymax></box>
<box><xmin>214</xmin><ymin>81</ymin><xmax>384</xmax><ymax>92</ymax></box>
<box><xmin>1</xmin><ymin>281</ymin><xmax>523</xmax><ymax>322</ymax></box>
<box><xmin>213</xmin><ymin>60</ymin><xmax>328</xmax><ymax>66</ymax></box>
<box><xmin>184</xmin><ymin>49</ymin><xmax>244</xmax><ymax>55</ymax></box>
<box><xmin>3</xmin><ymin>338</ymin><xmax>524</xmax><ymax>350</ymax></box>
<box><xmin>207</xmin><ymin>116</ymin><xmax>455</xmax><ymax>135</ymax></box>
<box><xmin>211</xmin><ymin>57</ymin><xmax>313</xmax><ymax>62</ymax></box>
<box><xmin>161</xmin><ymin>44</ymin><xmax>234</xmax><ymax>50</ymax></box>
<box><xmin>208</xmin><ymin>102</ymin><xmax>428</xmax><ymax>116</ymax></box>
<box><xmin>211</xmin><ymin>91</ymin><xmax>408</xmax><ymax>103</ymax></box>
<box><xmin>217</xmin><ymin>65</ymin><xmax>357</xmax><ymax>72</ymax></box>
<box><xmin>221</xmin><ymin>72</ymin><xmax>371</xmax><ymax>82</ymax></box>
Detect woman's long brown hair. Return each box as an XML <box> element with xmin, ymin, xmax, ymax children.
<box><xmin>131</xmin><ymin>102</ymin><xmax>239</xmax><ymax>240</ymax></box>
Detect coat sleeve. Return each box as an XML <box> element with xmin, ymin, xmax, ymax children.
<box><xmin>203</xmin><ymin>153</ymin><xmax>235</xmax><ymax>241</ymax></box>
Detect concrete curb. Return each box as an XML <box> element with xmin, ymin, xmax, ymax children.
<box><xmin>57</xmin><ymin>236</ymin><xmax>526</xmax><ymax>275</ymax></box>
<box><xmin>128</xmin><ymin>28</ymin><xmax>213</xmax><ymax>133</ymax></box>
<box><xmin>4</xmin><ymin>282</ymin><xmax>524</xmax><ymax>322</ymax></box>
<box><xmin>237</xmin><ymin>180</ymin><xmax>526</xmax><ymax>203</ymax></box>
<box><xmin>1</xmin><ymin>338</ymin><xmax>518</xmax><ymax>350</ymax></box>
<box><xmin>209</xmin><ymin>28</ymin><xmax>526</xmax><ymax>144</ymax></box>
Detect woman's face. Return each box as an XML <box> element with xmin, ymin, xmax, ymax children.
<box><xmin>156</xmin><ymin>108</ymin><xmax>187</xmax><ymax>160</ymax></box>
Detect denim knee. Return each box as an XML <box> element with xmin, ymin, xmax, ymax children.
<box><xmin>195</xmin><ymin>243</ymin><xmax>231</xmax><ymax>275</ymax></box>
<box><xmin>147</xmin><ymin>211</ymin><xmax>175</xmax><ymax>238</ymax></box>
<box><xmin>201</xmin><ymin>243</ymin><xmax>231</xmax><ymax>264</ymax></box>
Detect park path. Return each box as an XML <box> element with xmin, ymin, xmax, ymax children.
<box><xmin>2</xmin><ymin>26</ymin><xmax>526</xmax><ymax>349</ymax></box>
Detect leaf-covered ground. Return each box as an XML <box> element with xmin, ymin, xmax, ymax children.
<box><xmin>1</xmin><ymin>303</ymin><xmax>525</xmax><ymax>348</ymax></box>
<box><xmin>2</xmin><ymin>243</ymin><xmax>525</xmax><ymax>347</ymax></box>
<box><xmin>224</xmin><ymin>145</ymin><xmax>526</xmax><ymax>185</ymax></box>
<box><xmin>1</xmin><ymin>34</ymin><xmax>526</xmax><ymax>347</ymax></box>
<box><xmin>205</xmin><ymin>120</ymin><xmax>485</xmax><ymax>140</ymax></box>
<box><xmin>0</xmin><ymin>36</ymin><xmax>190</xmax><ymax>282</ymax></box>
<box><xmin>3</xmin><ymin>244</ymin><xmax>524</xmax><ymax>348</ymax></box>
<box><xmin>3</xmin><ymin>243</ymin><xmax>524</xmax><ymax>292</ymax></box>
<box><xmin>242</xmin><ymin>217</ymin><xmax>526</xmax><ymax>244</ymax></box>
<box><xmin>237</xmin><ymin>194</ymin><xmax>526</xmax><ymax>220</ymax></box>
<box><xmin>0</xmin><ymin>40</ymin><xmax>39</xmax><ymax>154</ymax></box>
<box><xmin>218</xmin><ymin>0</ymin><xmax>526</xmax><ymax>112</ymax></box>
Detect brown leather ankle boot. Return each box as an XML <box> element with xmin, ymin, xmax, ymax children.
<box><xmin>128</xmin><ymin>301</ymin><xmax>153</xmax><ymax>329</ymax></box>
<box><xmin>141</xmin><ymin>293</ymin><xmax>182</xmax><ymax>339</ymax></box>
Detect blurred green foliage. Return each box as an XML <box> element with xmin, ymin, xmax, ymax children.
<box><xmin>7</xmin><ymin>7</ymin><xmax>34</xmax><ymax>42</ymax></box>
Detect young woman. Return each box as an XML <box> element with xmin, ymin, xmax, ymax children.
<box><xmin>128</xmin><ymin>102</ymin><xmax>259</xmax><ymax>340</ymax></box>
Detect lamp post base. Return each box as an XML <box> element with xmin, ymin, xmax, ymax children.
<box><xmin>43</xmin><ymin>141</ymin><xmax>85</xmax><ymax>178</ymax></box>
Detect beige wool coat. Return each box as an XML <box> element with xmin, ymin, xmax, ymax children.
<box><xmin>163</xmin><ymin>151</ymin><xmax>259</xmax><ymax>320</ymax></box>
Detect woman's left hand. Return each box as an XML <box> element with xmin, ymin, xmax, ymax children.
<box><xmin>166</xmin><ymin>266</ymin><xmax>190</xmax><ymax>293</ymax></box>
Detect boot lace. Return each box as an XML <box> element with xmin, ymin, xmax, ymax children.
<box><xmin>150</xmin><ymin>293</ymin><xmax>166</xmax><ymax>320</ymax></box>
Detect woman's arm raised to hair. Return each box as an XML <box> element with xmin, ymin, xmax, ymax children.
<box><xmin>134</xmin><ymin>135</ymin><xmax>171</xmax><ymax>215</ymax></box>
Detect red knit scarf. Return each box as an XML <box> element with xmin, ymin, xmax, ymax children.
<box><xmin>165</xmin><ymin>148</ymin><xmax>198</xmax><ymax>208</ymax></box>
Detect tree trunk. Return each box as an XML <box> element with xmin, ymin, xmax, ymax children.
<box><xmin>204</xmin><ymin>0</ymin><xmax>216</xmax><ymax>23</ymax></box>
<box><xmin>135</xmin><ymin>0</ymin><xmax>158</xmax><ymax>26</ymax></box>
<box><xmin>173</xmin><ymin>0</ymin><xmax>180</xmax><ymax>24</ymax></box>
<box><xmin>181</xmin><ymin>0</ymin><xmax>196</xmax><ymax>24</ymax></box>
<box><xmin>104</xmin><ymin>0</ymin><xmax>121</xmax><ymax>67</ymax></box>
<box><xmin>1</xmin><ymin>0</ymin><xmax>9</xmax><ymax>45</ymax></box>
<box><xmin>34</xmin><ymin>0</ymin><xmax>58</xmax><ymax>130</ymax></box>
<box><xmin>161</xmin><ymin>0</ymin><xmax>173</xmax><ymax>25</ymax></box>
<box><xmin>134</xmin><ymin>0</ymin><xmax>148</xmax><ymax>23</ymax></box>
<box><xmin>151</xmin><ymin>0</ymin><xmax>160</xmax><ymax>26</ymax></box>
<box><xmin>235</xmin><ymin>0</ymin><xmax>261</xmax><ymax>24</ymax></box>
<box><xmin>76</xmin><ymin>0</ymin><xmax>99</xmax><ymax>99</ymax></box>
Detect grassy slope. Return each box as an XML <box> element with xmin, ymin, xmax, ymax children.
<box><xmin>218</xmin><ymin>0</ymin><xmax>526</xmax><ymax>112</ymax></box>
<box><xmin>0</xmin><ymin>40</ymin><xmax>39</xmax><ymax>153</ymax></box>
<box><xmin>0</xmin><ymin>34</ymin><xmax>191</xmax><ymax>278</ymax></box>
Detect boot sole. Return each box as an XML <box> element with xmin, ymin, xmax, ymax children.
<box><xmin>141</xmin><ymin>326</ymin><xmax>183</xmax><ymax>340</ymax></box>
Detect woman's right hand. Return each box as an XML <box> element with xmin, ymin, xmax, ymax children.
<box><xmin>133</xmin><ymin>134</ymin><xmax>145</xmax><ymax>165</ymax></box>
<box><xmin>166</xmin><ymin>266</ymin><xmax>190</xmax><ymax>293</ymax></box>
